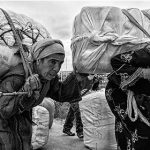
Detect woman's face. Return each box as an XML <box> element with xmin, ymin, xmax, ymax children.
<box><xmin>37</xmin><ymin>53</ymin><xmax>65</xmax><ymax>80</ymax></box>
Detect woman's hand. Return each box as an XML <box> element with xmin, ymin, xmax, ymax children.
<box><xmin>22</xmin><ymin>74</ymin><xmax>41</xmax><ymax>96</ymax></box>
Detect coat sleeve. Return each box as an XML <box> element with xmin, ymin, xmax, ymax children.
<box><xmin>0</xmin><ymin>75</ymin><xmax>38</xmax><ymax>119</ymax></box>
<box><xmin>109</xmin><ymin>47</ymin><xmax>150</xmax><ymax>90</ymax></box>
<box><xmin>46</xmin><ymin>72</ymin><xmax>82</xmax><ymax>103</ymax></box>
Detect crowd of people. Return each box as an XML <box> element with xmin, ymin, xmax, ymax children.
<box><xmin>0</xmin><ymin>38</ymin><xmax>93</xmax><ymax>150</ymax></box>
<box><xmin>62</xmin><ymin>74</ymin><xmax>100</xmax><ymax>139</ymax></box>
<box><xmin>0</xmin><ymin>34</ymin><xmax>103</xmax><ymax>149</ymax></box>
<box><xmin>0</xmin><ymin>8</ymin><xmax>150</xmax><ymax>150</ymax></box>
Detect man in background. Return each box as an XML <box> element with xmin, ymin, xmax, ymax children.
<box><xmin>63</xmin><ymin>74</ymin><xmax>94</xmax><ymax>139</ymax></box>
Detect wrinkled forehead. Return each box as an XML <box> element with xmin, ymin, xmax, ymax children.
<box><xmin>47</xmin><ymin>53</ymin><xmax>65</xmax><ymax>61</ymax></box>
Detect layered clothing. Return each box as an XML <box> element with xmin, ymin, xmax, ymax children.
<box><xmin>105</xmin><ymin>46</ymin><xmax>150</xmax><ymax>150</ymax></box>
<box><xmin>0</xmin><ymin>63</ymin><xmax>81</xmax><ymax>150</ymax></box>
<box><xmin>63</xmin><ymin>102</ymin><xmax>83</xmax><ymax>134</ymax></box>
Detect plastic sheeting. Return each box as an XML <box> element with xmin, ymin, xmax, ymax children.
<box><xmin>71</xmin><ymin>6</ymin><xmax>150</xmax><ymax>74</ymax></box>
<box><xmin>0</xmin><ymin>8</ymin><xmax>51</xmax><ymax>77</ymax></box>
<box><xmin>32</xmin><ymin>105</ymin><xmax>50</xmax><ymax>150</ymax></box>
<box><xmin>40</xmin><ymin>97</ymin><xmax>55</xmax><ymax>129</ymax></box>
<box><xmin>79</xmin><ymin>89</ymin><xmax>117</xmax><ymax>150</ymax></box>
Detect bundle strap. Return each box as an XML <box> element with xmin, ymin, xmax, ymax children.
<box><xmin>122</xmin><ymin>9</ymin><xmax>150</xmax><ymax>38</ymax></box>
<box><xmin>0</xmin><ymin>8</ymin><xmax>33</xmax><ymax>78</ymax></box>
<box><xmin>141</xmin><ymin>10</ymin><xmax>150</xmax><ymax>21</ymax></box>
<box><xmin>127</xmin><ymin>90</ymin><xmax>150</xmax><ymax>126</ymax></box>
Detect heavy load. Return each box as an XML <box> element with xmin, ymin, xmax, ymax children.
<box><xmin>31</xmin><ymin>105</ymin><xmax>50</xmax><ymax>149</ymax></box>
<box><xmin>0</xmin><ymin>8</ymin><xmax>50</xmax><ymax>77</ymax></box>
<box><xmin>71</xmin><ymin>6</ymin><xmax>150</xmax><ymax>74</ymax></box>
<box><xmin>40</xmin><ymin>97</ymin><xmax>55</xmax><ymax>129</ymax></box>
<box><xmin>79</xmin><ymin>89</ymin><xmax>116</xmax><ymax>150</ymax></box>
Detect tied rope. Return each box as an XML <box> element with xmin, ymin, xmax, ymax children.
<box><xmin>127</xmin><ymin>90</ymin><xmax>150</xmax><ymax>126</ymax></box>
<box><xmin>0</xmin><ymin>8</ymin><xmax>33</xmax><ymax>78</ymax></box>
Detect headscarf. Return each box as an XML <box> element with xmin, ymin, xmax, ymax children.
<box><xmin>30</xmin><ymin>38</ymin><xmax>65</xmax><ymax>61</ymax></box>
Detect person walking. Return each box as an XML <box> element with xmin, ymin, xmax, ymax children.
<box><xmin>63</xmin><ymin>102</ymin><xmax>84</xmax><ymax>138</ymax></box>
<box><xmin>63</xmin><ymin>74</ymin><xmax>94</xmax><ymax>139</ymax></box>
<box><xmin>0</xmin><ymin>38</ymin><xmax>85</xmax><ymax>150</ymax></box>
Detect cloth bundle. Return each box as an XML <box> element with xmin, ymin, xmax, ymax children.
<box><xmin>79</xmin><ymin>89</ymin><xmax>116</xmax><ymax>150</ymax></box>
<box><xmin>0</xmin><ymin>8</ymin><xmax>51</xmax><ymax>77</ymax></box>
<box><xmin>0</xmin><ymin>9</ymin><xmax>50</xmax><ymax>47</ymax></box>
<box><xmin>71</xmin><ymin>6</ymin><xmax>150</xmax><ymax>74</ymax></box>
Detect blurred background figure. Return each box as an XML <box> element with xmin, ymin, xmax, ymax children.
<box><xmin>63</xmin><ymin>73</ymin><xmax>94</xmax><ymax>139</ymax></box>
<box><xmin>92</xmin><ymin>75</ymin><xmax>100</xmax><ymax>91</ymax></box>
<box><xmin>63</xmin><ymin>102</ymin><xmax>83</xmax><ymax>138</ymax></box>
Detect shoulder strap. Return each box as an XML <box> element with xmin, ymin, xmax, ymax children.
<box><xmin>122</xmin><ymin>9</ymin><xmax>150</xmax><ymax>38</ymax></box>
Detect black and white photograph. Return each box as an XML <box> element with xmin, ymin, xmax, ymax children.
<box><xmin>0</xmin><ymin>0</ymin><xmax>150</xmax><ymax>149</ymax></box>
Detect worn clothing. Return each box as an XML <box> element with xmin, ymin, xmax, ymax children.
<box><xmin>105</xmin><ymin>46</ymin><xmax>150</xmax><ymax>150</ymax></box>
<box><xmin>63</xmin><ymin>102</ymin><xmax>83</xmax><ymax>134</ymax></box>
<box><xmin>63</xmin><ymin>77</ymin><xmax>93</xmax><ymax>134</ymax></box>
<box><xmin>0</xmin><ymin>63</ymin><xmax>81</xmax><ymax>150</ymax></box>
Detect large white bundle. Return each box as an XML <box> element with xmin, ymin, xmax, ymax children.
<box><xmin>71</xmin><ymin>6</ymin><xmax>150</xmax><ymax>74</ymax></box>
<box><xmin>0</xmin><ymin>8</ymin><xmax>51</xmax><ymax>77</ymax></box>
<box><xmin>0</xmin><ymin>8</ymin><xmax>50</xmax><ymax>46</ymax></box>
<box><xmin>79</xmin><ymin>89</ymin><xmax>117</xmax><ymax>150</ymax></box>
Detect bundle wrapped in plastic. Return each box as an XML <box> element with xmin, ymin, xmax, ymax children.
<box><xmin>0</xmin><ymin>8</ymin><xmax>51</xmax><ymax>77</ymax></box>
<box><xmin>0</xmin><ymin>9</ymin><xmax>50</xmax><ymax>46</ymax></box>
<box><xmin>79</xmin><ymin>89</ymin><xmax>116</xmax><ymax>150</ymax></box>
<box><xmin>71</xmin><ymin>6</ymin><xmax>150</xmax><ymax>74</ymax></box>
<box><xmin>40</xmin><ymin>97</ymin><xmax>55</xmax><ymax>129</ymax></box>
<box><xmin>31</xmin><ymin>105</ymin><xmax>50</xmax><ymax>149</ymax></box>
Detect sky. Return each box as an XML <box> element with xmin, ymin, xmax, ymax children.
<box><xmin>1</xmin><ymin>0</ymin><xmax>150</xmax><ymax>71</ymax></box>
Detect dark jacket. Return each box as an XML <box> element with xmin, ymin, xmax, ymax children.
<box><xmin>106</xmin><ymin>47</ymin><xmax>150</xmax><ymax>150</ymax></box>
<box><xmin>0</xmin><ymin>64</ymin><xmax>81</xmax><ymax>150</ymax></box>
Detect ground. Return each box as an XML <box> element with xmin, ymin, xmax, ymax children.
<box><xmin>44</xmin><ymin>119</ymin><xmax>89</xmax><ymax>150</ymax></box>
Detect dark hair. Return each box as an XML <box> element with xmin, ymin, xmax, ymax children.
<box><xmin>79</xmin><ymin>73</ymin><xmax>89</xmax><ymax>77</ymax></box>
<box><xmin>92</xmin><ymin>80</ymin><xmax>99</xmax><ymax>91</ymax></box>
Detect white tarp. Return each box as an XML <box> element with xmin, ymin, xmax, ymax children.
<box><xmin>0</xmin><ymin>8</ymin><xmax>51</xmax><ymax>77</ymax></box>
<box><xmin>79</xmin><ymin>89</ymin><xmax>117</xmax><ymax>150</ymax></box>
<box><xmin>32</xmin><ymin>105</ymin><xmax>50</xmax><ymax>150</ymax></box>
<box><xmin>71</xmin><ymin>6</ymin><xmax>150</xmax><ymax>74</ymax></box>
